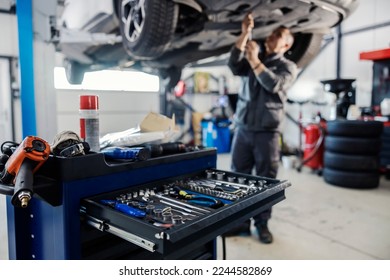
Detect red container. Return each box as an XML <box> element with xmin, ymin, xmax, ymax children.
<box><xmin>79</xmin><ymin>95</ymin><xmax>100</xmax><ymax>152</ymax></box>
<box><xmin>303</xmin><ymin>123</ymin><xmax>324</xmax><ymax>170</ymax></box>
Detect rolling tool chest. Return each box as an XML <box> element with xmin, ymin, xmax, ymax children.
<box><xmin>6</xmin><ymin>148</ymin><xmax>290</xmax><ymax>260</ymax></box>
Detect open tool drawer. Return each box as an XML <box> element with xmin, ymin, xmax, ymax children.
<box><xmin>80</xmin><ymin>169</ymin><xmax>291</xmax><ymax>259</ymax></box>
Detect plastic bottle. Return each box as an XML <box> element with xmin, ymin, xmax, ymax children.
<box><xmin>79</xmin><ymin>95</ymin><xmax>100</xmax><ymax>152</ymax></box>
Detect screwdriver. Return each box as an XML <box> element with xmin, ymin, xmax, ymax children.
<box><xmin>101</xmin><ymin>199</ymin><xmax>146</xmax><ymax>218</ymax></box>
<box><xmin>101</xmin><ymin>146</ymin><xmax>151</xmax><ymax>161</ymax></box>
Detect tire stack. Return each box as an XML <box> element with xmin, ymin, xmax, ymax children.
<box><xmin>323</xmin><ymin>120</ymin><xmax>383</xmax><ymax>189</ymax></box>
<box><xmin>380</xmin><ymin>124</ymin><xmax>390</xmax><ymax>179</ymax></box>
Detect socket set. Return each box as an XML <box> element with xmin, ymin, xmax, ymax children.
<box><xmin>81</xmin><ymin>168</ymin><xmax>290</xmax><ymax>255</ymax></box>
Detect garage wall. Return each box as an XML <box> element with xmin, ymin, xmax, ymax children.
<box><xmin>56</xmin><ymin>89</ymin><xmax>160</xmax><ymax>137</ymax></box>
<box><xmin>341</xmin><ymin>0</ymin><xmax>390</xmax><ymax>106</ymax></box>
<box><xmin>0</xmin><ymin>12</ymin><xmax>17</xmax><ymax>261</ymax></box>
<box><xmin>0</xmin><ymin>13</ymin><xmax>18</xmax><ymax>57</ymax></box>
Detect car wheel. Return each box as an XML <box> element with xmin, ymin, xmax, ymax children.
<box><xmin>324</xmin><ymin>151</ymin><xmax>379</xmax><ymax>172</ymax></box>
<box><xmin>119</xmin><ymin>0</ymin><xmax>179</xmax><ymax>59</ymax></box>
<box><xmin>323</xmin><ymin>168</ymin><xmax>380</xmax><ymax>189</ymax></box>
<box><xmin>64</xmin><ymin>59</ymin><xmax>87</xmax><ymax>85</ymax></box>
<box><xmin>383</xmin><ymin>127</ymin><xmax>390</xmax><ymax>137</ymax></box>
<box><xmin>285</xmin><ymin>32</ymin><xmax>325</xmax><ymax>69</ymax></box>
<box><xmin>325</xmin><ymin>136</ymin><xmax>382</xmax><ymax>155</ymax></box>
<box><xmin>326</xmin><ymin>120</ymin><xmax>384</xmax><ymax>138</ymax></box>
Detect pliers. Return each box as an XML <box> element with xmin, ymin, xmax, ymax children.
<box><xmin>178</xmin><ymin>190</ymin><xmax>223</xmax><ymax>208</ymax></box>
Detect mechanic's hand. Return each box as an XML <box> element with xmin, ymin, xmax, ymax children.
<box><xmin>235</xmin><ymin>12</ymin><xmax>255</xmax><ymax>51</ymax></box>
<box><xmin>245</xmin><ymin>40</ymin><xmax>261</xmax><ymax>66</ymax></box>
<box><xmin>242</xmin><ymin>12</ymin><xmax>254</xmax><ymax>36</ymax></box>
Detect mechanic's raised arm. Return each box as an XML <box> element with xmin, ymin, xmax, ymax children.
<box><xmin>236</xmin><ymin>12</ymin><xmax>254</xmax><ymax>51</ymax></box>
<box><xmin>228</xmin><ymin>13</ymin><xmax>254</xmax><ymax>76</ymax></box>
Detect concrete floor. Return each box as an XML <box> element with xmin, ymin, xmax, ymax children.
<box><xmin>1</xmin><ymin>153</ymin><xmax>389</xmax><ymax>260</ymax></box>
<box><xmin>215</xmin><ymin>153</ymin><xmax>390</xmax><ymax>260</ymax></box>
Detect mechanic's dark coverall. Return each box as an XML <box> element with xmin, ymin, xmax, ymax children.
<box><xmin>228</xmin><ymin>46</ymin><xmax>297</xmax><ymax>228</ymax></box>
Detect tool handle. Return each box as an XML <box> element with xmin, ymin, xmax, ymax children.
<box><xmin>102</xmin><ymin>147</ymin><xmax>151</xmax><ymax>160</ymax></box>
<box><xmin>115</xmin><ymin>203</ymin><xmax>146</xmax><ymax>218</ymax></box>
<box><xmin>11</xmin><ymin>159</ymin><xmax>34</xmax><ymax>208</ymax></box>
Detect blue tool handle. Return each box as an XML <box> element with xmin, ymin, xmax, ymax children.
<box><xmin>185</xmin><ymin>189</ymin><xmax>232</xmax><ymax>205</ymax></box>
<box><xmin>100</xmin><ymin>199</ymin><xmax>146</xmax><ymax>218</ymax></box>
<box><xmin>101</xmin><ymin>147</ymin><xmax>150</xmax><ymax>160</ymax></box>
<box><xmin>115</xmin><ymin>203</ymin><xmax>146</xmax><ymax>218</ymax></box>
<box><xmin>188</xmin><ymin>199</ymin><xmax>216</xmax><ymax>207</ymax></box>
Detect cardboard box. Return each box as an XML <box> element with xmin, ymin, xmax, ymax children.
<box><xmin>140</xmin><ymin>112</ymin><xmax>176</xmax><ymax>132</ymax></box>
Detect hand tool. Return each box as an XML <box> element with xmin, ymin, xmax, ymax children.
<box><xmin>178</xmin><ymin>189</ymin><xmax>223</xmax><ymax>208</ymax></box>
<box><xmin>0</xmin><ymin>136</ymin><xmax>50</xmax><ymax>208</ymax></box>
<box><xmin>155</xmin><ymin>193</ymin><xmax>211</xmax><ymax>213</ymax></box>
<box><xmin>153</xmin><ymin>208</ymin><xmax>163</xmax><ymax>218</ymax></box>
<box><xmin>205</xmin><ymin>170</ymin><xmax>215</xmax><ymax>179</ymax></box>
<box><xmin>101</xmin><ymin>146</ymin><xmax>151</xmax><ymax>161</ymax></box>
<box><xmin>172</xmin><ymin>215</ymin><xmax>183</xmax><ymax>224</ymax></box>
<box><xmin>162</xmin><ymin>211</ymin><xmax>173</xmax><ymax>222</ymax></box>
<box><xmin>59</xmin><ymin>142</ymin><xmax>90</xmax><ymax>157</ymax></box>
<box><xmin>145</xmin><ymin>204</ymin><xmax>155</xmax><ymax>214</ymax></box>
<box><xmin>158</xmin><ymin>199</ymin><xmax>203</xmax><ymax>216</ymax></box>
<box><xmin>196</xmin><ymin>179</ymin><xmax>244</xmax><ymax>194</ymax></box>
<box><xmin>184</xmin><ymin>180</ymin><xmax>240</xmax><ymax>201</ymax></box>
<box><xmin>145</xmin><ymin>142</ymin><xmax>186</xmax><ymax>157</ymax></box>
<box><xmin>183</xmin><ymin>188</ymin><xmax>234</xmax><ymax>204</ymax></box>
<box><xmin>238</xmin><ymin>177</ymin><xmax>246</xmax><ymax>184</ymax></box>
<box><xmin>227</xmin><ymin>176</ymin><xmax>236</xmax><ymax>182</ymax></box>
<box><xmin>170</xmin><ymin>209</ymin><xmax>195</xmax><ymax>220</ymax></box>
<box><xmin>101</xmin><ymin>199</ymin><xmax>146</xmax><ymax>218</ymax></box>
<box><xmin>215</xmin><ymin>171</ymin><xmax>225</xmax><ymax>180</ymax></box>
<box><xmin>201</xmin><ymin>178</ymin><xmax>259</xmax><ymax>193</ymax></box>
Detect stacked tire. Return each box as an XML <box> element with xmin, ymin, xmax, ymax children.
<box><xmin>380</xmin><ymin>125</ymin><xmax>390</xmax><ymax>178</ymax></box>
<box><xmin>323</xmin><ymin>120</ymin><xmax>383</xmax><ymax>189</ymax></box>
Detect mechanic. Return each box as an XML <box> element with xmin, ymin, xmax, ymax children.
<box><xmin>226</xmin><ymin>13</ymin><xmax>297</xmax><ymax>244</ymax></box>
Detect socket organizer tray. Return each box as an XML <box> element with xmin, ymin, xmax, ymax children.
<box><xmin>81</xmin><ymin>168</ymin><xmax>291</xmax><ymax>258</ymax></box>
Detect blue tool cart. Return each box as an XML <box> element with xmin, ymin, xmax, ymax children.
<box><xmin>4</xmin><ymin>148</ymin><xmax>290</xmax><ymax>259</ymax></box>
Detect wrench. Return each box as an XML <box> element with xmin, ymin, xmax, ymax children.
<box><xmin>154</xmin><ymin>194</ymin><xmax>210</xmax><ymax>214</ymax></box>
<box><xmin>158</xmin><ymin>200</ymin><xmax>199</xmax><ymax>217</ymax></box>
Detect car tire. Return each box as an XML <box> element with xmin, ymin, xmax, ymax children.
<box><xmin>64</xmin><ymin>59</ymin><xmax>87</xmax><ymax>85</ymax></box>
<box><xmin>119</xmin><ymin>0</ymin><xmax>179</xmax><ymax>59</ymax></box>
<box><xmin>383</xmin><ymin>127</ymin><xmax>390</xmax><ymax>137</ymax></box>
<box><xmin>380</xmin><ymin>156</ymin><xmax>390</xmax><ymax>166</ymax></box>
<box><xmin>324</xmin><ymin>151</ymin><xmax>379</xmax><ymax>172</ymax></box>
<box><xmin>285</xmin><ymin>32</ymin><xmax>324</xmax><ymax>69</ymax></box>
<box><xmin>326</xmin><ymin>120</ymin><xmax>383</xmax><ymax>138</ymax></box>
<box><xmin>324</xmin><ymin>136</ymin><xmax>382</xmax><ymax>155</ymax></box>
<box><xmin>323</xmin><ymin>167</ymin><xmax>380</xmax><ymax>189</ymax></box>
<box><xmin>382</xmin><ymin>136</ymin><xmax>390</xmax><ymax>150</ymax></box>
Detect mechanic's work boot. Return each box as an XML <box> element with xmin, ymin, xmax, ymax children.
<box><xmin>256</xmin><ymin>224</ymin><xmax>273</xmax><ymax>244</ymax></box>
<box><xmin>222</xmin><ymin>224</ymin><xmax>251</xmax><ymax>237</ymax></box>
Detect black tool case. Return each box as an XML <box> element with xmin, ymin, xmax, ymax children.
<box><xmin>6</xmin><ymin>148</ymin><xmax>290</xmax><ymax>260</ymax></box>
